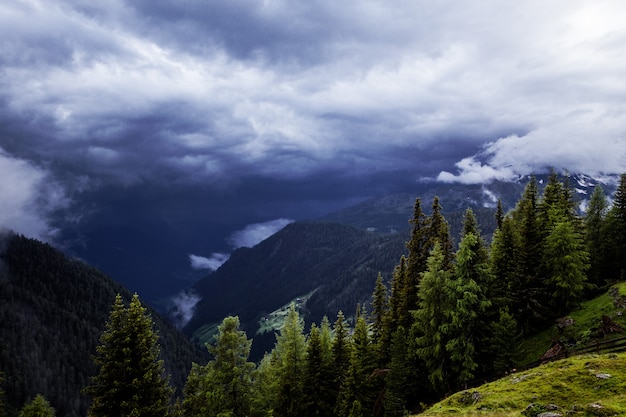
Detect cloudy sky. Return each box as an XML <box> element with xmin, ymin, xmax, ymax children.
<box><xmin>1</xmin><ymin>0</ymin><xmax>626</xmax><ymax>301</ymax></box>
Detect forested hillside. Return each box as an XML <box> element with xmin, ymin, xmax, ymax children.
<box><xmin>187</xmin><ymin>222</ymin><xmax>408</xmax><ymax>358</ymax></box>
<box><xmin>0</xmin><ymin>233</ymin><xmax>207</xmax><ymax>417</ymax></box>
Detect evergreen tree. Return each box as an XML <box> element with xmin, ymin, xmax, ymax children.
<box><xmin>413</xmin><ymin>243</ymin><xmax>454</xmax><ymax>393</ymax></box>
<box><xmin>489</xmin><ymin>217</ymin><xmax>522</xmax><ymax>317</ymax></box>
<box><xmin>402</xmin><ymin>199</ymin><xmax>430</xmax><ymax>332</ymax></box>
<box><xmin>585</xmin><ymin>185</ymin><xmax>608</xmax><ymax>287</ymax></box>
<box><xmin>182</xmin><ymin>316</ymin><xmax>255</xmax><ymax>417</ymax></box>
<box><xmin>337</xmin><ymin>315</ymin><xmax>377</xmax><ymax>417</ymax></box>
<box><xmin>511</xmin><ymin>177</ymin><xmax>548</xmax><ymax>333</ymax></box>
<box><xmin>85</xmin><ymin>294</ymin><xmax>173</xmax><ymax>417</ymax></box>
<box><xmin>388</xmin><ymin>257</ymin><xmax>409</xmax><ymax>332</ymax></box>
<box><xmin>181</xmin><ymin>363</ymin><xmax>208</xmax><ymax>417</ymax></box>
<box><xmin>18</xmin><ymin>395</ymin><xmax>55</xmax><ymax>417</ymax></box>
<box><xmin>515</xmin><ymin>176</ymin><xmax>541</xmax><ymax>280</ymax></box>
<box><xmin>543</xmin><ymin>219</ymin><xmax>590</xmax><ymax>316</ymax></box>
<box><xmin>495</xmin><ymin>198</ymin><xmax>504</xmax><ymax>230</ymax></box>
<box><xmin>383</xmin><ymin>327</ymin><xmax>410</xmax><ymax>417</ymax></box>
<box><xmin>538</xmin><ymin>170</ymin><xmax>566</xmax><ymax>233</ymax></box>
<box><xmin>448</xmin><ymin>233</ymin><xmax>491</xmax><ymax>387</ymax></box>
<box><xmin>406</xmin><ymin>198</ymin><xmax>430</xmax><ymax>279</ymax></box>
<box><xmin>273</xmin><ymin>304</ymin><xmax>307</xmax><ymax>417</ymax></box>
<box><xmin>371</xmin><ymin>273</ymin><xmax>388</xmax><ymax>344</ymax></box>
<box><xmin>332</xmin><ymin>311</ymin><xmax>352</xmax><ymax>415</ymax></box>
<box><xmin>489</xmin><ymin>308</ymin><xmax>520</xmax><ymax>376</ymax></box>
<box><xmin>302</xmin><ymin>323</ymin><xmax>335</xmax><ymax>417</ymax></box>
<box><xmin>605</xmin><ymin>173</ymin><xmax>626</xmax><ymax>281</ymax></box>
<box><xmin>250</xmin><ymin>353</ymin><xmax>279</xmax><ymax>417</ymax></box>
<box><xmin>427</xmin><ymin>197</ymin><xmax>455</xmax><ymax>270</ymax></box>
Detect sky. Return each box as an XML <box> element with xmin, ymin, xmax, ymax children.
<box><xmin>1</xmin><ymin>0</ymin><xmax>626</xmax><ymax>303</ymax></box>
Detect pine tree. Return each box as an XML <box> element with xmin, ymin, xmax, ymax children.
<box><xmin>448</xmin><ymin>233</ymin><xmax>491</xmax><ymax>387</ymax></box>
<box><xmin>181</xmin><ymin>363</ymin><xmax>208</xmax><ymax>417</ymax></box>
<box><xmin>413</xmin><ymin>243</ymin><xmax>454</xmax><ymax>393</ymax></box>
<box><xmin>18</xmin><ymin>395</ymin><xmax>55</xmax><ymax>417</ymax></box>
<box><xmin>406</xmin><ymin>198</ymin><xmax>430</xmax><ymax>281</ymax></box>
<box><xmin>332</xmin><ymin>311</ymin><xmax>352</xmax><ymax>415</ymax></box>
<box><xmin>371</xmin><ymin>273</ymin><xmax>388</xmax><ymax>344</ymax></box>
<box><xmin>544</xmin><ymin>219</ymin><xmax>590</xmax><ymax>316</ymax></box>
<box><xmin>273</xmin><ymin>304</ymin><xmax>307</xmax><ymax>417</ymax></box>
<box><xmin>495</xmin><ymin>198</ymin><xmax>504</xmax><ymax>230</ymax></box>
<box><xmin>605</xmin><ymin>173</ymin><xmax>626</xmax><ymax>281</ymax></box>
<box><xmin>427</xmin><ymin>197</ymin><xmax>454</xmax><ymax>270</ymax></box>
<box><xmin>490</xmin><ymin>217</ymin><xmax>522</xmax><ymax>316</ymax></box>
<box><xmin>511</xmin><ymin>177</ymin><xmax>548</xmax><ymax>333</ymax></box>
<box><xmin>250</xmin><ymin>353</ymin><xmax>279</xmax><ymax>417</ymax></box>
<box><xmin>85</xmin><ymin>294</ymin><xmax>173</xmax><ymax>417</ymax></box>
<box><xmin>585</xmin><ymin>184</ymin><xmax>608</xmax><ymax>287</ymax></box>
<box><xmin>388</xmin><ymin>257</ymin><xmax>409</xmax><ymax>332</ymax></box>
<box><xmin>383</xmin><ymin>327</ymin><xmax>410</xmax><ymax>417</ymax></box>
<box><xmin>182</xmin><ymin>316</ymin><xmax>255</xmax><ymax>417</ymax></box>
<box><xmin>302</xmin><ymin>323</ymin><xmax>335</xmax><ymax>417</ymax></box>
<box><xmin>402</xmin><ymin>199</ymin><xmax>430</xmax><ymax>332</ymax></box>
<box><xmin>538</xmin><ymin>170</ymin><xmax>566</xmax><ymax>233</ymax></box>
<box><xmin>515</xmin><ymin>176</ymin><xmax>541</xmax><ymax>280</ymax></box>
<box><xmin>489</xmin><ymin>308</ymin><xmax>520</xmax><ymax>376</ymax></box>
<box><xmin>337</xmin><ymin>315</ymin><xmax>377</xmax><ymax>417</ymax></box>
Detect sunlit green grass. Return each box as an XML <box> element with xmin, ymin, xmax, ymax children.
<box><xmin>418</xmin><ymin>353</ymin><xmax>626</xmax><ymax>416</ymax></box>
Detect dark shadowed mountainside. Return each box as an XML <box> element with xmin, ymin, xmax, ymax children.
<box><xmin>186</xmin><ymin>222</ymin><xmax>408</xmax><ymax>358</ymax></box>
<box><xmin>0</xmin><ymin>233</ymin><xmax>208</xmax><ymax>417</ymax></box>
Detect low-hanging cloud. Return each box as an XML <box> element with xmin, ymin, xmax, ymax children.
<box><xmin>188</xmin><ymin>218</ymin><xmax>293</xmax><ymax>272</ymax></box>
<box><xmin>227</xmin><ymin>218</ymin><xmax>294</xmax><ymax>249</ymax></box>
<box><xmin>189</xmin><ymin>253</ymin><xmax>230</xmax><ymax>271</ymax></box>
<box><xmin>0</xmin><ymin>148</ymin><xmax>68</xmax><ymax>240</ymax></box>
<box><xmin>168</xmin><ymin>289</ymin><xmax>202</xmax><ymax>328</ymax></box>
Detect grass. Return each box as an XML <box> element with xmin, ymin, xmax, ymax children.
<box><xmin>417</xmin><ymin>283</ymin><xmax>626</xmax><ymax>416</ymax></box>
<box><xmin>519</xmin><ymin>282</ymin><xmax>626</xmax><ymax>365</ymax></box>
<box><xmin>417</xmin><ymin>352</ymin><xmax>626</xmax><ymax>416</ymax></box>
<box><xmin>256</xmin><ymin>290</ymin><xmax>316</xmax><ymax>335</ymax></box>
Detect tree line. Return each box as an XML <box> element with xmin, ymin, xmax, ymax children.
<box><xmin>5</xmin><ymin>172</ymin><xmax>626</xmax><ymax>417</ymax></box>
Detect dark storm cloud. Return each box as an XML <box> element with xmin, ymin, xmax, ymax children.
<box><xmin>1</xmin><ymin>0</ymin><xmax>626</xmax><ymax>237</ymax></box>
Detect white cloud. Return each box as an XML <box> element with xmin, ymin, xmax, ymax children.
<box><xmin>169</xmin><ymin>289</ymin><xmax>201</xmax><ymax>328</ymax></box>
<box><xmin>189</xmin><ymin>253</ymin><xmax>230</xmax><ymax>271</ymax></box>
<box><xmin>227</xmin><ymin>218</ymin><xmax>294</xmax><ymax>248</ymax></box>
<box><xmin>440</xmin><ymin>110</ymin><xmax>626</xmax><ymax>184</ymax></box>
<box><xmin>2</xmin><ymin>0</ymin><xmax>626</xmax><ymax>186</ymax></box>
<box><xmin>0</xmin><ymin>148</ymin><xmax>67</xmax><ymax>240</ymax></box>
<box><xmin>437</xmin><ymin>157</ymin><xmax>517</xmax><ymax>185</ymax></box>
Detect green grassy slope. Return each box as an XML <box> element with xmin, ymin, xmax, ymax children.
<box><xmin>418</xmin><ymin>283</ymin><xmax>626</xmax><ymax>416</ymax></box>
<box><xmin>418</xmin><ymin>353</ymin><xmax>626</xmax><ymax>416</ymax></box>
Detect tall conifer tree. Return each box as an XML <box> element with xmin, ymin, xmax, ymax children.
<box><xmin>18</xmin><ymin>395</ymin><xmax>55</xmax><ymax>417</ymax></box>
<box><xmin>332</xmin><ymin>311</ymin><xmax>352</xmax><ymax>415</ymax></box>
<box><xmin>303</xmin><ymin>324</ymin><xmax>335</xmax><ymax>417</ymax></box>
<box><xmin>273</xmin><ymin>304</ymin><xmax>307</xmax><ymax>417</ymax></box>
<box><xmin>182</xmin><ymin>316</ymin><xmax>255</xmax><ymax>417</ymax></box>
<box><xmin>544</xmin><ymin>219</ymin><xmax>590</xmax><ymax>316</ymax></box>
<box><xmin>605</xmin><ymin>173</ymin><xmax>626</xmax><ymax>280</ymax></box>
<box><xmin>413</xmin><ymin>243</ymin><xmax>454</xmax><ymax>393</ymax></box>
<box><xmin>585</xmin><ymin>184</ymin><xmax>608</xmax><ymax>286</ymax></box>
<box><xmin>86</xmin><ymin>294</ymin><xmax>173</xmax><ymax>417</ymax></box>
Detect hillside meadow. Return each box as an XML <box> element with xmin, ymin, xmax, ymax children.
<box><xmin>418</xmin><ymin>352</ymin><xmax>626</xmax><ymax>416</ymax></box>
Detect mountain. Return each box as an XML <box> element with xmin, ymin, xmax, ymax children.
<box><xmin>0</xmin><ymin>232</ymin><xmax>208</xmax><ymax>417</ymax></box>
<box><xmin>183</xmin><ymin>173</ymin><xmax>617</xmax><ymax>360</ymax></box>
<box><xmin>185</xmin><ymin>222</ymin><xmax>408</xmax><ymax>358</ymax></box>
